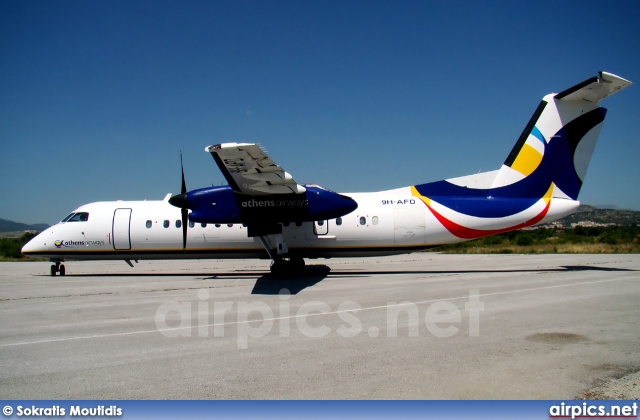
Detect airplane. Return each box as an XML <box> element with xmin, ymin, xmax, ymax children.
<box><xmin>22</xmin><ymin>71</ymin><xmax>632</xmax><ymax>277</ymax></box>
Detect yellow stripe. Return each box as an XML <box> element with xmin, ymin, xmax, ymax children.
<box><xmin>410</xmin><ymin>185</ymin><xmax>430</xmax><ymax>205</ymax></box>
<box><xmin>543</xmin><ymin>183</ymin><xmax>554</xmax><ymax>204</ymax></box>
<box><xmin>511</xmin><ymin>143</ymin><xmax>543</xmax><ymax>176</ymax></box>
<box><xmin>30</xmin><ymin>243</ymin><xmax>435</xmax><ymax>254</ymax></box>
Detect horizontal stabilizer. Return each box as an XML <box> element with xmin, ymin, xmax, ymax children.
<box><xmin>555</xmin><ymin>71</ymin><xmax>632</xmax><ymax>102</ymax></box>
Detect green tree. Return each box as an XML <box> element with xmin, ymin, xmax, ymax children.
<box><xmin>0</xmin><ymin>232</ymin><xmax>40</xmax><ymax>259</ymax></box>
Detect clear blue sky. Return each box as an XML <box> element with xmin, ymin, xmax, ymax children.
<box><xmin>1</xmin><ymin>0</ymin><xmax>639</xmax><ymax>225</ymax></box>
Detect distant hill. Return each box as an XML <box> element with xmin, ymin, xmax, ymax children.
<box><xmin>0</xmin><ymin>218</ymin><xmax>49</xmax><ymax>233</ymax></box>
<box><xmin>556</xmin><ymin>205</ymin><xmax>640</xmax><ymax>226</ymax></box>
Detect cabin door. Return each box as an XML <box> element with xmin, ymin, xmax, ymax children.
<box><xmin>313</xmin><ymin>220</ymin><xmax>329</xmax><ymax>235</ymax></box>
<box><xmin>112</xmin><ymin>208</ymin><xmax>132</xmax><ymax>250</ymax></box>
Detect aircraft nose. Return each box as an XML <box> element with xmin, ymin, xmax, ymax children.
<box><xmin>168</xmin><ymin>193</ymin><xmax>189</xmax><ymax>209</ymax></box>
<box><xmin>21</xmin><ymin>234</ymin><xmax>40</xmax><ymax>256</ymax></box>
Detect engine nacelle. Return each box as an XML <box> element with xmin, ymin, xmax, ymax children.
<box><xmin>187</xmin><ymin>186</ymin><xmax>240</xmax><ymax>224</ymax></box>
<box><xmin>184</xmin><ymin>185</ymin><xmax>357</xmax><ymax>225</ymax></box>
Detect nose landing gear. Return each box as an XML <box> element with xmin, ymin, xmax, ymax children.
<box><xmin>50</xmin><ymin>261</ymin><xmax>65</xmax><ymax>276</ymax></box>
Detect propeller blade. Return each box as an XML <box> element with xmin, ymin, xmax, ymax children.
<box><xmin>179</xmin><ymin>152</ymin><xmax>188</xmax><ymax>252</ymax></box>
<box><xmin>181</xmin><ymin>208</ymin><xmax>188</xmax><ymax>252</ymax></box>
<box><xmin>180</xmin><ymin>152</ymin><xmax>187</xmax><ymax>195</ymax></box>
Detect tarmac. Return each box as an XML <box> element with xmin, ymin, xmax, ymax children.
<box><xmin>1</xmin><ymin>253</ymin><xmax>639</xmax><ymax>399</ymax></box>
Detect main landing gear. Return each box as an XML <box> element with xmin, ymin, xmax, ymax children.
<box><xmin>270</xmin><ymin>256</ymin><xmax>306</xmax><ymax>277</ymax></box>
<box><xmin>257</xmin><ymin>233</ymin><xmax>306</xmax><ymax>277</ymax></box>
<box><xmin>50</xmin><ymin>261</ymin><xmax>66</xmax><ymax>276</ymax></box>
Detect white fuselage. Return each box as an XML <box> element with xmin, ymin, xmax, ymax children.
<box><xmin>22</xmin><ymin>186</ymin><xmax>579</xmax><ymax>261</ymax></box>
<box><xmin>21</xmin><ymin>72</ymin><xmax>632</xmax><ymax>267</ymax></box>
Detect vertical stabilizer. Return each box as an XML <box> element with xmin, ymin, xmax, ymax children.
<box><xmin>490</xmin><ymin>71</ymin><xmax>631</xmax><ymax>200</ymax></box>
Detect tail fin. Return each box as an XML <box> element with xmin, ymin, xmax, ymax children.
<box><xmin>490</xmin><ymin>71</ymin><xmax>632</xmax><ymax>199</ymax></box>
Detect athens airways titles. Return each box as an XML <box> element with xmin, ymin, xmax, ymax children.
<box><xmin>240</xmin><ymin>198</ymin><xmax>309</xmax><ymax>208</ymax></box>
<box><xmin>54</xmin><ymin>239</ymin><xmax>106</xmax><ymax>248</ymax></box>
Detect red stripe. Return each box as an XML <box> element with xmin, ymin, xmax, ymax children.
<box><xmin>424</xmin><ymin>199</ymin><xmax>551</xmax><ymax>240</ymax></box>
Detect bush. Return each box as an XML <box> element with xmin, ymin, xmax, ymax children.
<box><xmin>0</xmin><ymin>232</ymin><xmax>40</xmax><ymax>259</ymax></box>
<box><xmin>516</xmin><ymin>234</ymin><xmax>533</xmax><ymax>246</ymax></box>
<box><xmin>482</xmin><ymin>235</ymin><xmax>504</xmax><ymax>246</ymax></box>
<box><xmin>0</xmin><ymin>238</ymin><xmax>22</xmax><ymax>258</ymax></box>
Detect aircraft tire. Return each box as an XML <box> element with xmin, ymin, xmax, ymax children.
<box><xmin>270</xmin><ymin>260</ymin><xmax>286</xmax><ymax>277</ymax></box>
<box><xmin>290</xmin><ymin>257</ymin><xmax>305</xmax><ymax>272</ymax></box>
<box><xmin>270</xmin><ymin>257</ymin><xmax>306</xmax><ymax>278</ymax></box>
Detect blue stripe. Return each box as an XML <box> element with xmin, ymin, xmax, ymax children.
<box><xmin>414</xmin><ymin>178</ymin><xmax>544</xmax><ymax>218</ymax></box>
<box><xmin>530</xmin><ymin>126</ymin><xmax>546</xmax><ymax>144</ymax></box>
<box><xmin>413</xmin><ymin>108</ymin><xmax>605</xmax><ymax>218</ymax></box>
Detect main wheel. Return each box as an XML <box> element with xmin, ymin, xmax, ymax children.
<box><xmin>59</xmin><ymin>264</ymin><xmax>66</xmax><ymax>276</ymax></box>
<box><xmin>50</xmin><ymin>265</ymin><xmax>57</xmax><ymax>276</ymax></box>
<box><xmin>290</xmin><ymin>257</ymin><xmax>305</xmax><ymax>273</ymax></box>
<box><xmin>270</xmin><ymin>258</ymin><xmax>306</xmax><ymax>278</ymax></box>
<box><xmin>270</xmin><ymin>260</ymin><xmax>287</xmax><ymax>277</ymax></box>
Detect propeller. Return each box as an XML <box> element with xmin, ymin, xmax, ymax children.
<box><xmin>168</xmin><ymin>153</ymin><xmax>189</xmax><ymax>251</ymax></box>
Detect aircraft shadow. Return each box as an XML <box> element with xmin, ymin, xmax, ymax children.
<box><xmin>325</xmin><ymin>265</ymin><xmax>637</xmax><ymax>277</ymax></box>
<box><xmin>47</xmin><ymin>264</ymin><xmax>634</xmax><ymax>280</ymax></box>
<box><xmin>251</xmin><ymin>265</ymin><xmax>331</xmax><ymax>295</ymax></box>
<box><xmin>45</xmin><ymin>265</ymin><xmax>634</xmax><ymax>297</ymax></box>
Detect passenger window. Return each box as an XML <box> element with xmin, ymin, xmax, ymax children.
<box><xmin>317</xmin><ymin>220</ymin><xmax>324</xmax><ymax>226</ymax></box>
<box><xmin>176</xmin><ymin>220</ymin><xmax>181</xmax><ymax>228</ymax></box>
<box><xmin>146</xmin><ymin>220</ymin><xmax>152</xmax><ymax>228</ymax></box>
<box><xmin>189</xmin><ymin>221</ymin><xmax>195</xmax><ymax>228</ymax></box>
<box><xmin>68</xmin><ymin>212</ymin><xmax>89</xmax><ymax>222</ymax></box>
<box><xmin>215</xmin><ymin>224</ymin><xmax>221</xmax><ymax>228</ymax></box>
<box><xmin>283</xmin><ymin>222</ymin><xmax>290</xmax><ymax>227</ymax></box>
<box><xmin>359</xmin><ymin>217</ymin><xmax>366</xmax><ymax>225</ymax></box>
<box><xmin>336</xmin><ymin>217</ymin><xmax>342</xmax><ymax>226</ymax></box>
<box><xmin>227</xmin><ymin>224</ymin><xmax>233</xmax><ymax>227</ymax></box>
<box><xmin>163</xmin><ymin>220</ymin><xmax>169</xmax><ymax>228</ymax></box>
<box><xmin>295</xmin><ymin>221</ymin><xmax>302</xmax><ymax>227</ymax></box>
<box><xmin>372</xmin><ymin>216</ymin><xmax>379</xmax><ymax>225</ymax></box>
<box><xmin>201</xmin><ymin>223</ymin><xmax>207</xmax><ymax>228</ymax></box>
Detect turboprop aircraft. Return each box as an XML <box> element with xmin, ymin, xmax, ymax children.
<box><xmin>22</xmin><ymin>71</ymin><xmax>631</xmax><ymax>276</ymax></box>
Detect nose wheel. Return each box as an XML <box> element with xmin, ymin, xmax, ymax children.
<box><xmin>50</xmin><ymin>261</ymin><xmax>66</xmax><ymax>276</ymax></box>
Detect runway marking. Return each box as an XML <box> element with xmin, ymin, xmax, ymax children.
<box><xmin>0</xmin><ymin>275</ymin><xmax>636</xmax><ymax>348</ymax></box>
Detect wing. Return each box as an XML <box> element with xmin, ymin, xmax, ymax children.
<box><xmin>205</xmin><ymin>143</ymin><xmax>306</xmax><ymax>195</ymax></box>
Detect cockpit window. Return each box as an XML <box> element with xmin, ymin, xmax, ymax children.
<box><xmin>68</xmin><ymin>212</ymin><xmax>89</xmax><ymax>222</ymax></box>
<box><xmin>61</xmin><ymin>213</ymin><xmax>75</xmax><ymax>223</ymax></box>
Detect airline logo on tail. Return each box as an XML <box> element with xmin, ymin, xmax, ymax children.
<box><xmin>411</xmin><ymin>71</ymin><xmax>632</xmax><ymax>239</ymax></box>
